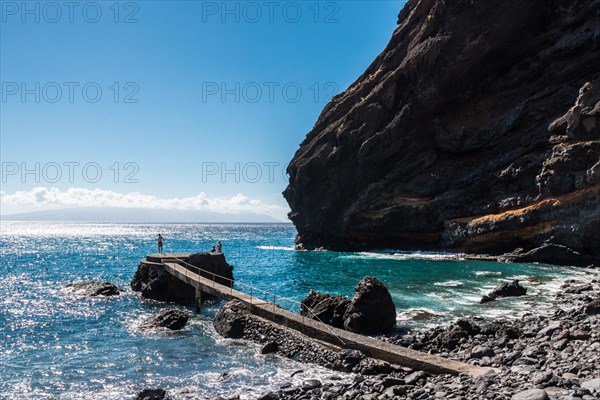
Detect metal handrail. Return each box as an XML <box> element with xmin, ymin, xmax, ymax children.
<box><xmin>169</xmin><ymin>256</ymin><xmax>347</xmax><ymax>346</ymax></box>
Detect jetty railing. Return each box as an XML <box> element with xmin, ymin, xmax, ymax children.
<box><xmin>170</xmin><ymin>256</ymin><xmax>347</xmax><ymax>345</ymax></box>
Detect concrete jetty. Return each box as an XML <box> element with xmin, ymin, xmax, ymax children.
<box><xmin>149</xmin><ymin>254</ymin><xmax>494</xmax><ymax>377</ymax></box>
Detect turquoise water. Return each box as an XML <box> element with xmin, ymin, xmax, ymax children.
<box><xmin>0</xmin><ymin>222</ymin><xmax>596</xmax><ymax>399</ymax></box>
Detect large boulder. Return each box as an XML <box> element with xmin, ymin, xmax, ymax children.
<box><xmin>187</xmin><ymin>252</ymin><xmax>234</xmax><ymax>287</ymax></box>
<box><xmin>213</xmin><ymin>300</ymin><xmax>249</xmax><ymax>339</ymax></box>
<box><xmin>584</xmin><ymin>298</ymin><xmax>600</xmax><ymax>315</ymax></box>
<box><xmin>131</xmin><ymin>262</ymin><xmax>195</xmax><ymax>303</ymax></box>
<box><xmin>66</xmin><ymin>281</ymin><xmax>122</xmax><ymax>297</ymax></box>
<box><xmin>131</xmin><ymin>253</ymin><xmax>234</xmax><ymax>304</ymax></box>
<box><xmin>480</xmin><ymin>280</ymin><xmax>527</xmax><ymax>303</ymax></box>
<box><xmin>343</xmin><ymin>277</ymin><xmax>396</xmax><ymax>334</ymax></box>
<box><xmin>140</xmin><ymin>308</ymin><xmax>189</xmax><ymax>331</ymax></box>
<box><xmin>300</xmin><ymin>290</ymin><xmax>350</xmax><ymax>328</ymax></box>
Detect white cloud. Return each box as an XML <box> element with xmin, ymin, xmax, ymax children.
<box><xmin>0</xmin><ymin>187</ymin><xmax>290</xmax><ymax>221</ymax></box>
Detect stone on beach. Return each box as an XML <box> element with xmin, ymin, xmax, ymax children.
<box><xmin>511</xmin><ymin>389</ymin><xmax>549</xmax><ymax>400</ymax></box>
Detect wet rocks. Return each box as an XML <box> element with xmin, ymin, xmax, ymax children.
<box><xmin>301</xmin><ymin>379</ymin><xmax>322</xmax><ymax>390</ymax></box>
<box><xmin>135</xmin><ymin>389</ymin><xmax>171</xmax><ymax>400</ymax></box>
<box><xmin>213</xmin><ymin>300</ymin><xmax>397</xmax><ymax>375</ymax></box>
<box><xmin>213</xmin><ymin>300</ymin><xmax>249</xmax><ymax>339</ymax></box>
<box><xmin>300</xmin><ymin>277</ymin><xmax>396</xmax><ymax>334</ymax></box>
<box><xmin>131</xmin><ymin>253</ymin><xmax>234</xmax><ymax>304</ymax></box>
<box><xmin>481</xmin><ymin>280</ymin><xmax>527</xmax><ymax>303</ymax></box>
<box><xmin>131</xmin><ymin>262</ymin><xmax>195</xmax><ymax>303</ymax></box>
<box><xmin>186</xmin><ymin>252</ymin><xmax>234</xmax><ymax>287</ymax></box>
<box><xmin>584</xmin><ymin>298</ymin><xmax>600</xmax><ymax>315</ymax></box>
<box><xmin>300</xmin><ymin>290</ymin><xmax>349</xmax><ymax>328</ymax></box>
<box><xmin>343</xmin><ymin>277</ymin><xmax>396</xmax><ymax>334</ymax></box>
<box><xmin>260</xmin><ymin>341</ymin><xmax>279</xmax><ymax>354</ymax></box>
<box><xmin>140</xmin><ymin>309</ymin><xmax>189</xmax><ymax>331</ymax></box>
<box><xmin>66</xmin><ymin>281</ymin><xmax>123</xmax><ymax>297</ymax></box>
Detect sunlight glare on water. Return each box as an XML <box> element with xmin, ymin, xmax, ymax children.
<box><xmin>0</xmin><ymin>222</ymin><xmax>595</xmax><ymax>399</ymax></box>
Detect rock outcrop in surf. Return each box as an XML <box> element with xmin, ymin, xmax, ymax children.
<box><xmin>300</xmin><ymin>277</ymin><xmax>397</xmax><ymax>334</ymax></box>
<box><xmin>131</xmin><ymin>253</ymin><xmax>234</xmax><ymax>303</ymax></box>
<box><xmin>283</xmin><ymin>0</ymin><xmax>600</xmax><ymax>267</ymax></box>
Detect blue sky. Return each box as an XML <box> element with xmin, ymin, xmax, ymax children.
<box><xmin>0</xmin><ymin>0</ymin><xmax>405</xmax><ymax>220</ymax></box>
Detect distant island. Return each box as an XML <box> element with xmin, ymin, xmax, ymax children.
<box><xmin>0</xmin><ymin>207</ymin><xmax>284</xmax><ymax>223</ymax></box>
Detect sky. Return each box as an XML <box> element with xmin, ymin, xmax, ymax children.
<box><xmin>0</xmin><ymin>0</ymin><xmax>405</xmax><ymax>221</ymax></box>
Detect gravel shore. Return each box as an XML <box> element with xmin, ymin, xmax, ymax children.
<box><xmin>212</xmin><ymin>274</ymin><xmax>600</xmax><ymax>400</ymax></box>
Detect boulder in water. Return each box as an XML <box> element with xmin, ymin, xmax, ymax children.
<box><xmin>480</xmin><ymin>280</ymin><xmax>527</xmax><ymax>303</ymax></box>
<box><xmin>140</xmin><ymin>308</ymin><xmax>189</xmax><ymax>331</ymax></box>
<box><xmin>300</xmin><ymin>290</ymin><xmax>350</xmax><ymax>328</ymax></box>
<box><xmin>343</xmin><ymin>277</ymin><xmax>396</xmax><ymax>334</ymax></box>
<box><xmin>131</xmin><ymin>253</ymin><xmax>234</xmax><ymax>304</ymax></box>
<box><xmin>260</xmin><ymin>341</ymin><xmax>279</xmax><ymax>354</ymax></box>
<box><xmin>66</xmin><ymin>281</ymin><xmax>122</xmax><ymax>297</ymax></box>
<box><xmin>213</xmin><ymin>300</ymin><xmax>249</xmax><ymax>339</ymax></box>
<box><xmin>135</xmin><ymin>389</ymin><xmax>171</xmax><ymax>400</ymax></box>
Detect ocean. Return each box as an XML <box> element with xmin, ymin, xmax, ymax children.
<box><xmin>0</xmin><ymin>222</ymin><xmax>595</xmax><ymax>399</ymax></box>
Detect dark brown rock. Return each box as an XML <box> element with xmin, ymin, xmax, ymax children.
<box><xmin>584</xmin><ymin>298</ymin><xmax>600</xmax><ymax>315</ymax></box>
<box><xmin>135</xmin><ymin>389</ymin><xmax>170</xmax><ymax>400</ymax></box>
<box><xmin>343</xmin><ymin>277</ymin><xmax>396</xmax><ymax>334</ymax></box>
<box><xmin>213</xmin><ymin>300</ymin><xmax>249</xmax><ymax>339</ymax></box>
<box><xmin>283</xmin><ymin>0</ymin><xmax>600</xmax><ymax>267</ymax></box>
<box><xmin>300</xmin><ymin>290</ymin><xmax>350</xmax><ymax>328</ymax></box>
<box><xmin>140</xmin><ymin>308</ymin><xmax>189</xmax><ymax>331</ymax></box>
<box><xmin>131</xmin><ymin>253</ymin><xmax>233</xmax><ymax>304</ymax></box>
<box><xmin>480</xmin><ymin>280</ymin><xmax>527</xmax><ymax>303</ymax></box>
<box><xmin>260</xmin><ymin>341</ymin><xmax>279</xmax><ymax>354</ymax></box>
<box><xmin>66</xmin><ymin>281</ymin><xmax>122</xmax><ymax>297</ymax></box>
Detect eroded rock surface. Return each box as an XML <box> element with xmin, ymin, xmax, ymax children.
<box><xmin>284</xmin><ymin>0</ymin><xmax>600</xmax><ymax>267</ymax></box>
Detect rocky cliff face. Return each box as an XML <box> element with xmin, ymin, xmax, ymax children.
<box><xmin>284</xmin><ymin>0</ymin><xmax>600</xmax><ymax>266</ymax></box>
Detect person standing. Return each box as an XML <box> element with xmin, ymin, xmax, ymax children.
<box><xmin>217</xmin><ymin>241</ymin><xmax>222</xmax><ymax>254</ymax></box>
<box><xmin>158</xmin><ymin>234</ymin><xmax>164</xmax><ymax>254</ymax></box>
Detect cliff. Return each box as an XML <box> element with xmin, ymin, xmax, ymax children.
<box><xmin>284</xmin><ymin>0</ymin><xmax>600</xmax><ymax>266</ymax></box>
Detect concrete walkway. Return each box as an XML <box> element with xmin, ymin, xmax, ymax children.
<box><xmin>162</xmin><ymin>259</ymin><xmax>494</xmax><ymax>377</ymax></box>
